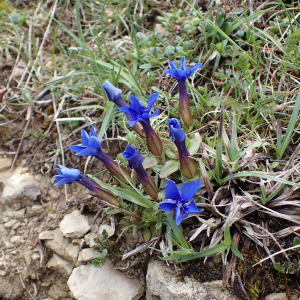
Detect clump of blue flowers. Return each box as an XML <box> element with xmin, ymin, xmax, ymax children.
<box><xmin>54</xmin><ymin>56</ymin><xmax>204</xmax><ymax>238</ymax></box>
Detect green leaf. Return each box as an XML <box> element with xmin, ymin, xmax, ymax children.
<box><xmin>166</xmin><ymin>213</ymin><xmax>189</xmax><ymax>249</ymax></box>
<box><xmin>143</xmin><ymin>156</ymin><xmax>158</xmax><ymax>169</ymax></box>
<box><xmin>179</xmin><ymin>243</ymin><xmax>227</xmax><ymax>262</ymax></box>
<box><xmin>90</xmin><ymin>176</ymin><xmax>154</xmax><ymax>208</ymax></box>
<box><xmin>160</xmin><ymin>160</ymin><xmax>179</xmax><ymax>178</ymax></box>
<box><xmin>143</xmin><ymin>227</ymin><xmax>151</xmax><ymax>242</ymax></box>
<box><xmin>230</xmin><ymin>243</ymin><xmax>243</xmax><ymax>260</ymax></box>
<box><xmin>187</xmin><ymin>137</ymin><xmax>201</xmax><ymax>154</ymax></box>
<box><xmin>224</xmin><ymin>223</ymin><xmax>231</xmax><ymax>246</ymax></box>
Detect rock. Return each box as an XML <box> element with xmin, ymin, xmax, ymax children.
<box><xmin>0</xmin><ymin>270</ymin><xmax>6</xmax><ymax>276</ymax></box>
<box><xmin>99</xmin><ymin>224</ymin><xmax>115</xmax><ymax>238</ymax></box>
<box><xmin>24</xmin><ymin>250</ymin><xmax>32</xmax><ymax>266</ymax></box>
<box><xmin>68</xmin><ymin>261</ymin><xmax>144</xmax><ymax>300</ymax></box>
<box><xmin>48</xmin><ymin>284</ymin><xmax>69</xmax><ymax>299</ymax></box>
<box><xmin>32</xmin><ymin>253</ymin><xmax>40</xmax><ymax>261</ymax></box>
<box><xmin>60</xmin><ymin>210</ymin><xmax>90</xmax><ymax>239</ymax></box>
<box><xmin>265</xmin><ymin>293</ymin><xmax>298</xmax><ymax>300</ymax></box>
<box><xmin>146</xmin><ymin>260</ymin><xmax>238</xmax><ymax>300</ymax></box>
<box><xmin>44</xmin><ymin>229</ymin><xmax>79</xmax><ymax>263</ymax></box>
<box><xmin>32</xmin><ymin>204</ymin><xmax>44</xmax><ymax>214</ymax></box>
<box><xmin>10</xmin><ymin>236</ymin><xmax>25</xmax><ymax>243</ymax></box>
<box><xmin>47</xmin><ymin>254</ymin><xmax>74</xmax><ymax>276</ymax></box>
<box><xmin>65</xmin><ymin>243</ymin><xmax>80</xmax><ymax>264</ymax></box>
<box><xmin>0</xmin><ymin>158</ymin><xmax>12</xmax><ymax>172</ymax></box>
<box><xmin>0</xmin><ymin>166</ymin><xmax>41</xmax><ymax>204</ymax></box>
<box><xmin>39</xmin><ymin>230</ymin><xmax>54</xmax><ymax>240</ymax></box>
<box><xmin>84</xmin><ymin>232</ymin><xmax>98</xmax><ymax>248</ymax></box>
<box><xmin>4</xmin><ymin>219</ymin><xmax>18</xmax><ymax>228</ymax></box>
<box><xmin>78</xmin><ymin>248</ymin><xmax>95</xmax><ymax>262</ymax></box>
<box><xmin>13</xmin><ymin>208</ymin><xmax>26</xmax><ymax>218</ymax></box>
<box><xmin>12</xmin><ymin>222</ymin><xmax>21</xmax><ymax>230</ymax></box>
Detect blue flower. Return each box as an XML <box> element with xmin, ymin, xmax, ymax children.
<box><xmin>54</xmin><ymin>165</ymin><xmax>81</xmax><ymax>186</ymax></box>
<box><xmin>122</xmin><ymin>145</ymin><xmax>144</xmax><ymax>169</ymax></box>
<box><xmin>164</xmin><ymin>57</ymin><xmax>202</xmax><ymax>81</ymax></box>
<box><xmin>69</xmin><ymin>127</ymin><xmax>131</xmax><ymax>183</ymax></box>
<box><xmin>159</xmin><ymin>180</ymin><xmax>203</xmax><ymax>225</ymax></box>
<box><xmin>103</xmin><ymin>81</ymin><xmax>127</xmax><ymax>108</ymax></box>
<box><xmin>122</xmin><ymin>145</ymin><xmax>158</xmax><ymax>199</ymax></box>
<box><xmin>118</xmin><ymin>94</ymin><xmax>160</xmax><ymax>127</ymax></box>
<box><xmin>69</xmin><ymin>127</ymin><xmax>101</xmax><ymax>157</ymax></box>
<box><xmin>118</xmin><ymin>94</ymin><xmax>163</xmax><ymax>157</ymax></box>
<box><xmin>54</xmin><ymin>165</ymin><xmax>119</xmax><ymax>205</ymax></box>
<box><xmin>168</xmin><ymin>118</ymin><xmax>186</xmax><ymax>143</ymax></box>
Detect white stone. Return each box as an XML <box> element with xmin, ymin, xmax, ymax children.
<box><xmin>12</xmin><ymin>222</ymin><xmax>21</xmax><ymax>230</ymax></box>
<box><xmin>84</xmin><ymin>232</ymin><xmax>98</xmax><ymax>248</ymax></box>
<box><xmin>265</xmin><ymin>293</ymin><xmax>298</xmax><ymax>300</ymax></box>
<box><xmin>146</xmin><ymin>260</ymin><xmax>238</xmax><ymax>300</ymax></box>
<box><xmin>4</xmin><ymin>241</ymin><xmax>14</xmax><ymax>248</ymax></box>
<box><xmin>32</xmin><ymin>253</ymin><xmax>40</xmax><ymax>261</ymax></box>
<box><xmin>65</xmin><ymin>243</ymin><xmax>80</xmax><ymax>264</ymax></box>
<box><xmin>78</xmin><ymin>248</ymin><xmax>95</xmax><ymax>262</ymax></box>
<box><xmin>68</xmin><ymin>261</ymin><xmax>144</xmax><ymax>300</ymax></box>
<box><xmin>60</xmin><ymin>210</ymin><xmax>90</xmax><ymax>239</ymax></box>
<box><xmin>0</xmin><ymin>166</ymin><xmax>41</xmax><ymax>204</ymax></box>
<box><xmin>39</xmin><ymin>230</ymin><xmax>54</xmax><ymax>240</ymax></box>
<box><xmin>47</xmin><ymin>253</ymin><xmax>74</xmax><ymax>276</ymax></box>
<box><xmin>99</xmin><ymin>224</ymin><xmax>115</xmax><ymax>238</ymax></box>
<box><xmin>32</xmin><ymin>205</ymin><xmax>44</xmax><ymax>214</ymax></box>
<box><xmin>4</xmin><ymin>219</ymin><xmax>18</xmax><ymax>228</ymax></box>
<box><xmin>13</xmin><ymin>208</ymin><xmax>26</xmax><ymax>218</ymax></box>
<box><xmin>10</xmin><ymin>236</ymin><xmax>25</xmax><ymax>243</ymax></box>
<box><xmin>0</xmin><ymin>270</ymin><xmax>6</xmax><ymax>276</ymax></box>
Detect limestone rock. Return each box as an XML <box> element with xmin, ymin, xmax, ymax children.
<box><xmin>265</xmin><ymin>293</ymin><xmax>298</xmax><ymax>300</ymax></box>
<box><xmin>39</xmin><ymin>230</ymin><xmax>54</xmax><ymax>240</ymax></box>
<box><xmin>146</xmin><ymin>260</ymin><xmax>238</xmax><ymax>300</ymax></box>
<box><xmin>0</xmin><ymin>166</ymin><xmax>41</xmax><ymax>204</ymax></box>
<box><xmin>68</xmin><ymin>261</ymin><xmax>144</xmax><ymax>300</ymax></box>
<box><xmin>47</xmin><ymin>253</ymin><xmax>74</xmax><ymax>276</ymax></box>
<box><xmin>32</xmin><ymin>204</ymin><xmax>44</xmax><ymax>214</ymax></box>
<box><xmin>84</xmin><ymin>232</ymin><xmax>98</xmax><ymax>248</ymax></box>
<box><xmin>78</xmin><ymin>248</ymin><xmax>95</xmax><ymax>262</ymax></box>
<box><xmin>4</xmin><ymin>219</ymin><xmax>18</xmax><ymax>228</ymax></box>
<box><xmin>0</xmin><ymin>274</ymin><xmax>24</xmax><ymax>300</ymax></box>
<box><xmin>60</xmin><ymin>210</ymin><xmax>90</xmax><ymax>239</ymax></box>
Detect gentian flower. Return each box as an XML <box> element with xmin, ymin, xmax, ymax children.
<box><xmin>122</xmin><ymin>145</ymin><xmax>158</xmax><ymax>199</ymax></box>
<box><xmin>54</xmin><ymin>165</ymin><xmax>119</xmax><ymax>205</ymax></box>
<box><xmin>164</xmin><ymin>57</ymin><xmax>202</xmax><ymax>128</ymax></box>
<box><xmin>119</xmin><ymin>94</ymin><xmax>163</xmax><ymax>157</ymax></box>
<box><xmin>69</xmin><ymin>127</ymin><xmax>131</xmax><ymax>184</ymax></box>
<box><xmin>159</xmin><ymin>180</ymin><xmax>203</xmax><ymax>225</ymax></box>
<box><xmin>168</xmin><ymin>119</ymin><xmax>197</xmax><ymax>179</ymax></box>
<box><xmin>103</xmin><ymin>81</ymin><xmax>144</xmax><ymax>137</ymax></box>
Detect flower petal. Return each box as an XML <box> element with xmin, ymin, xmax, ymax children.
<box><xmin>148</xmin><ymin>108</ymin><xmax>160</xmax><ymax>118</ymax></box>
<box><xmin>90</xmin><ymin>126</ymin><xmax>97</xmax><ymax>137</ymax></box>
<box><xmin>88</xmin><ymin>136</ymin><xmax>102</xmax><ymax>152</ymax></box>
<box><xmin>175</xmin><ymin>207</ymin><xmax>185</xmax><ymax>225</ymax></box>
<box><xmin>81</xmin><ymin>130</ymin><xmax>90</xmax><ymax>146</ymax></box>
<box><xmin>69</xmin><ymin>145</ymin><xmax>86</xmax><ymax>153</ymax></box>
<box><xmin>146</xmin><ymin>93</ymin><xmax>159</xmax><ymax>113</ymax></box>
<box><xmin>190</xmin><ymin>63</ymin><xmax>202</xmax><ymax>74</ymax></box>
<box><xmin>181</xmin><ymin>57</ymin><xmax>186</xmax><ymax>70</ymax></box>
<box><xmin>165</xmin><ymin>180</ymin><xmax>181</xmax><ymax>200</ymax></box>
<box><xmin>159</xmin><ymin>200</ymin><xmax>177</xmax><ymax>213</ymax></box>
<box><xmin>180</xmin><ymin>180</ymin><xmax>201</xmax><ymax>203</ymax></box>
<box><xmin>168</xmin><ymin>60</ymin><xmax>177</xmax><ymax>69</ymax></box>
<box><xmin>164</xmin><ymin>69</ymin><xmax>179</xmax><ymax>80</ymax></box>
<box><xmin>184</xmin><ymin>200</ymin><xmax>202</xmax><ymax>214</ymax></box>
<box><xmin>168</xmin><ymin>119</ymin><xmax>186</xmax><ymax>143</ymax></box>
<box><xmin>103</xmin><ymin>80</ymin><xmax>122</xmax><ymax>102</ymax></box>
<box><xmin>130</xmin><ymin>95</ymin><xmax>144</xmax><ymax>114</ymax></box>
<box><xmin>75</xmin><ymin>147</ymin><xmax>98</xmax><ymax>157</ymax></box>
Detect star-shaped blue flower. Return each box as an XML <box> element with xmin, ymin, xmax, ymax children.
<box><xmin>54</xmin><ymin>165</ymin><xmax>81</xmax><ymax>186</ymax></box>
<box><xmin>118</xmin><ymin>93</ymin><xmax>160</xmax><ymax>127</ymax></box>
<box><xmin>69</xmin><ymin>127</ymin><xmax>101</xmax><ymax>157</ymax></box>
<box><xmin>159</xmin><ymin>180</ymin><xmax>203</xmax><ymax>225</ymax></box>
<box><xmin>164</xmin><ymin>57</ymin><xmax>202</xmax><ymax>81</ymax></box>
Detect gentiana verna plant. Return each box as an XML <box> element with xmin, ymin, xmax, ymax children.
<box><xmin>164</xmin><ymin>57</ymin><xmax>202</xmax><ymax>128</ymax></box>
<box><xmin>54</xmin><ymin>56</ymin><xmax>246</xmax><ymax>268</ymax></box>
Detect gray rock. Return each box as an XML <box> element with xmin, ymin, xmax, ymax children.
<box><xmin>32</xmin><ymin>204</ymin><xmax>44</xmax><ymax>214</ymax></box>
<box><xmin>265</xmin><ymin>293</ymin><xmax>298</xmax><ymax>300</ymax></box>
<box><xmin>146</xmin><ymin>260</ymin><xmax>238</xmax><ymax>300</ymax></box>
<box><xmin>44</xmin><ymin>229</ymin><xmax>79</xmax><ymax>263</ymax></box>
<box><xmin>39</xmin><ymin>230</ymin><xmax>54</xmax><ymax>240</ymax></box>
<box><xmin>78</xmin><ymin>248</ymin><xmax>95</xmax><ymax>262</ymax></box>
<box><xmin>4</xmin><ymin>219</ymin><xmax>18</xmax><ymax>228</ymax></box>
<box><xmin>84</xmin><ymin>232</ymin><xmax>98</xmax><ymax>248</ymax></box>
<box><xmin>13</xmin><ymin>208</ymin><xmax>26</xmax><ymax>218</ymax></box>
<box><xmin>47</xmin><ymin>253</ymin><xmax>74</xmax><ymax>276</ymax></box>
<box><xmin>68</xmin><ymin>261</ymin><xmax>145</xmax><ymax>300</ymax></box>
<box><xmin>0</xmin><ymin>166</ymin><xmax>41</xmax><ymax>204</ymax></box>
<box><xmin>60</xmin><ymin>210</ymin><xmax>90</xmax><ymax>239</ymax></box>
